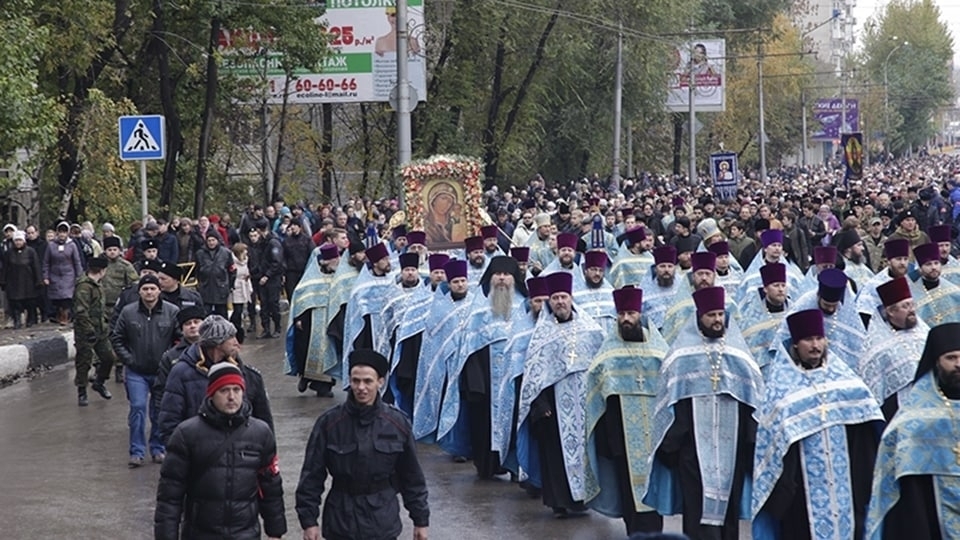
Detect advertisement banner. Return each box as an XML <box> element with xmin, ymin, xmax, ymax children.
<box><xmin>219</xmin><ymin>0</ymin><xmax>427</xmax><ymax>105</ymax></box>
<box><xmin>811</xmin><ymin>98</ymin><xmax>859</xmax><ymax>141</ymax></box>
<box><xmin>709</xmin><ymin>152</ymin><xmax>739</xmax><ymax>201</ymax></box>
<box><xmin>842</xmin><ymin>132</ymin><xmax>864</xmax><ymax>185</ymax></box>
<box><xmin>666</xmin><ymin>39</ymin><xmax>726</xmax><ymax>112</ymax></box>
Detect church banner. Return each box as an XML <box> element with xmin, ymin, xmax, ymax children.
<box><xmin>842</xmin><ymin>132</ymin><xmax>864</xmax><ymax>185</ymax></box>
<box><xmin>709</xmin><ymin>151</ymin><xmax>739</xmax><ymax>201</ymax></box>
<box><xmin>401</xmin><ymin>155</ymin><xmax>485</xmax><ymax>250</ymax></box>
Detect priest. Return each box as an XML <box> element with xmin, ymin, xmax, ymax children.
<box><xmin>584</xmin><ymin>286</ymin><xmax>668</xmax><ymax>535</ymax></box>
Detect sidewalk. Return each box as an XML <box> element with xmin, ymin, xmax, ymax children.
<box><xmin>0</xmin><ymin>322</ymin><xmax>75</xmax><ymax>386</ymax></box>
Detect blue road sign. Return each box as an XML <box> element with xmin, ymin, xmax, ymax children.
<box><xmin>118</xmin><ymin>115</ymin><xmax>165</xmax><ymax>161</ymax></box>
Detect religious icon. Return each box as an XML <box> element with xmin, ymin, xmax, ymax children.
<box><xmin>423</xmin><ymin>179</ymin><xmax>466</xmax><ymax>246</ymax></box>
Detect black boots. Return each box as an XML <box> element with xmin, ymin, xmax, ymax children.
<box><xmin>78</xmin><ymin>387</ymin><xmax>88</xmax><ymax>407</ymax></box>
<box><xmin>91</xmin><ymin>379</ymin><xmax>112</xmax><ymax>399</ymax></box>
<box><xmin>114</xmin><ymin>365</ymin><xmax>124</xmax><ymax>383</ymax></box>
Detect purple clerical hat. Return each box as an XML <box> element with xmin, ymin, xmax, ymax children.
<box><xmin>511</xmin><ymin>246</ymin><xmax>530</xmax><ymax>263</ymax></box>
<box><xmin>464</xmin><ymin>236</ymin><xmax>484</xmax><ymax>253</ymax></box>
<box><xmin>693</xmin><ymin>286</ymin><xmax>725</xmax><ymax>317</ymax></box>
<box><xmin>817</xmin><ymin>268</ymin><xmax>847</xmax><ymax>303</ymax></box>
<box><xmin>399</xmin><ymin>253</ymin><xmax>420</xmax><ymax>269</ymax></box>
<box><xmin>813</xmin><ymin>246</ymin><xmax>837</xmax><ymax>265</ymax></box>
<box><xmin>556</xmin><ymin>232</ymin><xmax>578</xmax><ymax>251</ymax></box>
<box><xmin>428</xmin><ymin>253</ymin><xmax>450</xmax><ymax>271</ymax></box>
<box><xmin>760</xmin><ymin>263</ymin><xmax>786</xmax><ymax>286</ymax></box>
<box><xmin>690</xmin><ymin>251</ymin><xmax>717</xmax><ymax>272</ymax></box>
<box><xmin>407</xmin><ymin>230</ymin><xmax>427</xmax><ymax>246</ymax></box>
<box><xmin>877</xmin><ymin>277</ymin><xmax>912</xmax><ymax>307</ymax></box>
<box><xmin>883</xmin><ymin>238</ymin><xmax>910</xmax><ymax>260</ymax></box>
<box><xmin>584</xmin><ymin>251</ymin><xmax>607</xmax><ymax>269</ymax></box>
<box><xmin>787</xmin><ymin>309</ymin><xmax>825</xmax><ymax>342</ymax></box>
<box><xmin>545</xmin><ymin>272</ymin><xmax>573</xmax><ymax>296</ymax></box>
<box><xmin>760</xmin><ymin>229</ymin><xmax>784</xmax><ymax>248</ymax></box>
<box><xmin>319</xmin><ymin>244</ymin><xmax>340</xmax><ymax>261</ymax></box>
<box><xmin>613</xmin><ymin>286</ymin><xmax>642</xmax><ymax>313</ymax></box>
<box><xmin>443</xmin><ymin>259</ymin><xmax>467</xmax><ymax>280</ymax></box>
<box><xmin>365</xmin><ymin>242</ymin><xmax>389</xmax><ymax>263</ymax></box>
<box><xmin>526</xmin><ymin>276</ymin><xmax>549</xmax><ymax>298</ymax></box>
<box><xmin>481</xmin><ymin>225</ymin><xmax>498</xmax><ymax>240</ymax></box>
<box><xmin>707</xmin><ymin>241</ymin><xmax>729</xmax><ymax>256</ymax></box>
<box><xmin>914</xmin><ymin>243</ymin><xmax>940</xmax><ymax>266</ymax></box>
<box><xmin>653</xmin><ymin>245</ymin><xmax>677</xmax><ymax>265</ymax></box>
<box><xmin>929</xmin><ymin>224</ymin><xmax>952</xmax><ymax>244</ymax></box>
<box><xmin>625</xmin><ymin>226</ymin><xmax>646</xmax><ymax>245</ymax></box>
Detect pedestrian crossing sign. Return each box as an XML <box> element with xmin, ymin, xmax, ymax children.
<box><xmin>118</xmin><ymin>115</ymin><xmax>165</xmax><ymax>161</ymax></box>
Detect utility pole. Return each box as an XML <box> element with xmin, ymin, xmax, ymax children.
<box><xmin>801</xmin><ymin>89</ymin><xmax>808</xmax><ymax>167</ymax></box>
<box><xmin>757</xmin><ymin>30</ymin><xmax>767</xmax><ymax>181</ymax></box>
<box><xmin>688</xmin><ymin>32</ymin><xmax>697</xmax><ymax>184</ymax></box>
<box><xmin>611</xmin><ymin>23</ymin><xmax>623</xmax><ymax>191</ymax></box>
<box><xmin>626</xmin><ymin>124</ymin><xmax>634</xmax><ymax>179</ymax></box>
<box><xmin>396</xmin><ymin>0</ymin><xmax>411</xmax><ymax>167</ymax></box>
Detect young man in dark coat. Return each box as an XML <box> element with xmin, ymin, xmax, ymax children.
<box><xmin>155</xmin><ymin>362</ymin><xmax>286</xmax><ymax>540</ymax></box>
<box><xmin>281</xmin><ymin>218</ymin><xmax>315</xmax><ymax>301</ymax></box>
<box><xmin>296</xmin><ymin>349</ymin><xmax>429</xmax><ymax>540</ymax></box>
<box><xmin>195</xmin><ymin>229</ymin><xmax>236</xmax><ymax>317</ymax></box>
<box><xmin>157</xmin><ymin>314</ymin><xmax>274</xmax><ymax>447</ymax></box>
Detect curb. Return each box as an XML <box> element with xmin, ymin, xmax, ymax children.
<box><xmin>0</xmin><ymin>331</ymin><xmax>75</xmax><ymax>381</ymax></box>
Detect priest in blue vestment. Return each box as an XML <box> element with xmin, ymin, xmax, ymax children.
<box><xmin>481</xmin><ymin>225</ymin><xmax>506</xmax><ymax>260</ymax></box>
<box><xmin>525</xmin><ymin>213</ymin><xmax>556</xmax><ymax>275</ymax></box>
<box><xmin>383</xmin><ymin>252</ymin><xmax>435</xmax><ymax>415</ymax></box>
<box><xmin>908</xmin><ymin>242</ymin><xmax>960</xmax><ymax>325</ymax></box>
<box><xmin>739</xmin><ymin>262</ymin><xmax>790</xmax><ymax>371</ymax></box>
<box><xmin>573</xmin><ymin>250</ymin><xmax>616</xmax><ymax>334</ymax></box>
<box><xmin>412</xmin><ymin>260</ymin><xmax>475</xmax><ymax>443</ymax></box>
<box><xmin>708</xmin><ymin>241</ymin><xmax>743</xmax><ymax>299</ymax></box>
<box><xmin>929</xmin><ymin>223</ymin><xmax>960</xmax><ymax>285</ymax></box>
<box><xmin>584</xmin><ymin>286</ymin><xmax>667</xmax><ymax>536</ymax></box>
<box><xmin>640</xmin><ymin>246</ymin><xmax>682</xmax><ymax>332</ymax></box>
<box><xmin>736</xmin><ymin>229</ymin><xmax>804</xmax><ymax>306</ymax></box>
<box><xmin>540</xmin><ymin>232</ymin><xmax>586</xmax><ymax>291</ymax></box>
<box><xmin>438</xmin><ymin>255</ymin><xmax>528</xmax><ymax>477</ymax></box>
<box><xmin>752</xmin><ymin>310</ymin><xmax>883</xmax><ymax>540</ymax></box>
<box><xmin>425</xmin><ymin>253</ymin><xmax>449</xmax><ymax>290</ymax></box>
<box><xmin>340</xmin><ymin>242</ymin><xmax>399</xmax><ymax>384</ymax></box>
<box><xmin>660</xmin><ymin>251</ymin><xmax>741</xmax><ymax>344</ymax></box>
<box><xmin>321</xmin><ymin>241</ymin><xmax>366</xmax><ymax>387</ymax></box>
<box><xmin>797</xmin><ymin>245</ymin><xmax>838</xmax><ymax>295</ymax></box>
<box><xmin>465</xmin><ymin>235</ymin><xmax>489</xmax><ymax>286</ymax></box>
<box><xmin>857</xmin><ymin>276</ymin><xmax>928</xmax><ymax>421</ymax></box>
<box><xmin>285</xmin><ymin>244</ymin><xmax>340</xmax><ymax>397</ymax></box>
<box><xmin>867</xmin><ymin>322</ymin><xmax>960</xmax><ymax>539</ymax></box>
<box><xmin>855</xmin><ymin>238</ymin><xmax>911</xmax><ymax>328</ymax></box>
<box><xmin>644</xmin><ymin>286</ymin><xmax>763</xmax><ymax>540</ymax></box>
<box><xmin>516</xmin><ymin>272</ymin><xmax>605</xmax><ymax>516</ymax></box>
<box><xmin>767</xmin><ymin>268</ymin><xmax>866</xmax><ymax>370</ymax></box>
<box><xmin>609</xmin><ymin>226</ymin><xmax>654</xmax><ymax>289</ymax></box>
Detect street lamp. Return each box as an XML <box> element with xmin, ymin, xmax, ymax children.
<box><xmin>884</xmin><ymin>39</ymin><xmax>908</xmax><ymax>156</ymax></box>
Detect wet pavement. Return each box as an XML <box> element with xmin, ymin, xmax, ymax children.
<box><xmin>0</xmin><ymin>332</ymin><xmax>751</xmax><ymax>539</ymax></box>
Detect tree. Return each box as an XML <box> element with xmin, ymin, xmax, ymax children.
<box><xmin>862</xmin><ymin>0</ymin><xmax>954</xmax><ymax>154</ymax></box>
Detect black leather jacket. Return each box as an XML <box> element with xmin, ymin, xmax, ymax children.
<box><xmin>296</xmin><ymin>394</ymin><xmax>429</xmax><ymax>540</ymax></box>
<box><xmin>110</xmin><ymin>299</ymin><xmax>179</xmax><ymax>375</ymax></box>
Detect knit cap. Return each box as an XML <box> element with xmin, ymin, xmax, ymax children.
<box><xmin>206</xmin><ymin>362</ymin><xmax>245</xmax><ymax>397</ymax></box>
<box><xmin>199</xmin><ymin>314</ymin><xmax>238</xmax><ymax>346</ymax></box>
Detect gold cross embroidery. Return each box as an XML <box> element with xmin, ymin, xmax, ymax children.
<box><xmin>636</xmin><ymin>374</ymin><xmax>646</xmax><ymax>388</ymax></box>
<box><xmin>935</xmin><ymin>312</ymin><xmax>945</xmax><ymax>324</ymax></box>
<box><xmin>819</xmin><ymin>403</ymin><xmax>828</xmax><ymax>422</ymax></box>
<box><xmin>953</xmin><ymin>442</ymin><xmax>960</xmax><ymax>466</ymax></box>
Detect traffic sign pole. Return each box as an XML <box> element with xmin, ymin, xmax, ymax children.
<box><xmin>140</xmin><ymin>160</ymin><xmax>148</xmax><ymax>220</ymax></box>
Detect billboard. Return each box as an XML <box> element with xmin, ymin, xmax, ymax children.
<box><xmin>666</xmin><ymin>39</ymin><xmax>726</xmax><ymax>112</ymax></box>
<box><xmin>811</xmin><ymin>98</ymin><xmax>859</xmax><ymax>141</ymax></box>
<box><xmin>219</xmin><ymin>0</ymin><xmax>427</xmax><ymax>104</ymax></box>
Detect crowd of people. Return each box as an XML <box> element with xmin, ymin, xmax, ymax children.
<box><xmin>5</xmin><ymin>151</ymin><xmax>960</xmax><ymax>538</ymax></box>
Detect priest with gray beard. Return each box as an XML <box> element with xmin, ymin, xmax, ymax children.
<box><xmin>439</xmin><ymin>256</ymin><xmax>528</xmax><ymax>478</ymax></box>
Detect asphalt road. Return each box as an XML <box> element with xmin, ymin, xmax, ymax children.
<box><xmin>0</xmin><ymin>333</ymin><xmax>751</xmax><ymax>539</ymax></box>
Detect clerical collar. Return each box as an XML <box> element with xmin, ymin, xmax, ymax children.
<box><xmin>717</xmin><ymin>268</ymin><xmax>729</xmax><ymax>276</ymax></box>
<box><xmin>923</xmin><ymin>277</ymin><xmax>940</xmax><ymax>290</ymax></box>
<box><xmin>561</xmin><ymin>263</ymin><xmax>574</xmax><ymax>270</ymax></box>
<box><xmin>943</xmin><ymin>258</ymin><xmax>950</xmax><ymax>265</ymax></box>
<box><xmin>765</xmin><ymin>300</ymin><xmax>785</xmax><ymax>313</ymax></box>
<box><xmin>556</xmin><ymin>313</ymin><xmax>573</xmax><ymax>324</ymax></box>
<box><xmin>320</xmin><ymin>267</ymin><xmax>335</xmax><ymax>274</ymax></box>
<box><xmin>938</xmin><ymin>378</ymin><xmax>960</xmax><ymax>400</ymax></box>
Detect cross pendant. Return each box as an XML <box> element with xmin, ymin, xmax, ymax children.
<box><xmin>710</xmin><ymin>371</ymin><xmax>721</xmax><ymax>392</ymax></box>
<box><xmin>936</xmin><ymin>313</ymin><xmax>945</xmax><ymax>324</ymax></box>
<box><xmin>819</xmin><ymin>403</ymin><xmax>828</xmax><ymax>422</ymax></box>
<box><xmin>953</xmin><ymin>442</ymin><xmax>960</xmax><ymax>466</ymax></box>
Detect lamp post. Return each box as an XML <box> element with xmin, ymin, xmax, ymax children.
<box><xmin>884</xmin><ymin>39</ymin><xmax>908</xmax><ymax>156</ymax></box>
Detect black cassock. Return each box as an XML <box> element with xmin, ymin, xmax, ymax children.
<box><xmin>880</xmin><ymin>475</ymin><xmax>941</xmax><ymax>540</ymax></box>
<box><xmin>594</xmin><ymin>395</ymin><xmax>663</xmax><ymax>535</ymax></box>
<box><xmin>759</xmin><ymin>422</ymin><xmax>879</xmax><ymax>540</ymax></box>
<box><xmin>530</xmin><ymin>385</ymin><xmax>586</xmax><ymax>512</ymax></box>
<box><xmin>656</xmin><ymin>398</ymin><xmax>756</xmax><ymax>540</ymax></box>
<box><xmin>461</xmin><ymin>347</ymin><xmax>500</xmax><ymax>478</ymax></box>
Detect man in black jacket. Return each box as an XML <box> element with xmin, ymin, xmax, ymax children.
<box><xmin>157</xmin><ymin>314</ymin><xmax>274</xmax><ymax>447</ymax></box>
<box><xmin>282</xmin><ymin>218</ymin><xmax>315</xmax><ymax>301</ymax></box>
<box><xmin>110</xmin><ymin>274</ymin><xmax>180</xmax><ymax>468</ymax></box>
<box><xmin>156</xmin><ymin>261</ymin><xmax>204</xmax><ymax>311</ymax></box>
<box><xmin>151</xmin><ymin>305</ymin><xmax>206</xmax><ymax>419</ymax></box>
<box><xmin>251</xmin><ymin>224</ymin><xmax>285</xmax><ymax>338</ymax></box>
<box><xmin>155</xmin><ymin>362</ymin><xmax>285</xmax><ymax>540</ymax></box>
<box><xmin>296</xmin><ymin>349</ymin><xmax>429</xmax><ymax>540</ymax></box>
<box><xmin>195</xmin><ymin>230</ymin><xmax>236</xmax><ymax>317</ymax></box>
